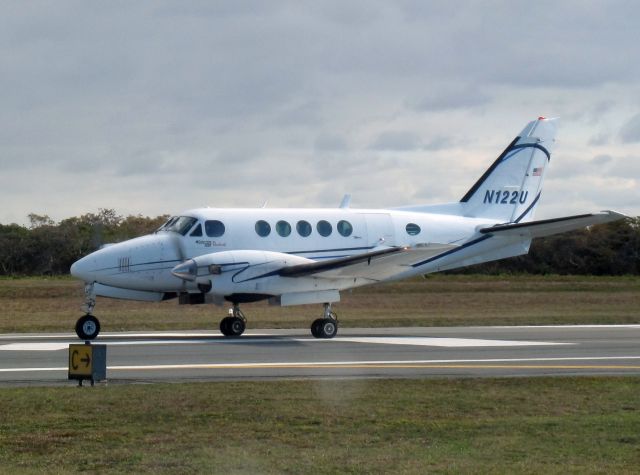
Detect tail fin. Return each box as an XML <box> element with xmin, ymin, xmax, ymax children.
<box><xmin>460</xmin><ymin>117</ymin><xmax>556</xmax><ymax>223</ymax></box>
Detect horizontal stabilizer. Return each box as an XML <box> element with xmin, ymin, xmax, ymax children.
<box><xmin>479</xmin><ymin>211</ymin><xmax>627</xmax><ymax>239</ymax></box>
<box><xmin>279</xmin><ymin>243</ymin><xmax>457</xmax><ymax>280</ymax></box>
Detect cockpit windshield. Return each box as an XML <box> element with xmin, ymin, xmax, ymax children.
<box><xmin>157</xmin><ymin>216</ymin><xmax>198</xmax><ymax>235</ymax></box>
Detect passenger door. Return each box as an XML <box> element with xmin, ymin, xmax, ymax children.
<box><xmin>362</xmin><ymin>213</ymin><xmax>395</xmax><ymax>247</ymax></box>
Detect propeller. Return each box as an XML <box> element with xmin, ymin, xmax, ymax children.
<box><xmin>169</xmin><ymin>233</ymin><xmax>190</xmax><ymax>292</ymax></box>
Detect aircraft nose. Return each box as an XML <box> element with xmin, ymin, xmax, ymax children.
<box><xmin>70</xmin><ymin>255</ymin><xmax>95</xmax><ymax>282</ymax></box>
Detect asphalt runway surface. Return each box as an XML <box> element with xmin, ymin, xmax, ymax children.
<box><xmin>1</xmin><ymin>325</ymin><xmax>640</xmax><ymax>386</ymax></box>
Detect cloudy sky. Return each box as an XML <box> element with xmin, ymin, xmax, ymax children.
<box><xmin>1</xmin><ymin>1</ymin><xmax>639</xmax><ymax>225</ymax></box>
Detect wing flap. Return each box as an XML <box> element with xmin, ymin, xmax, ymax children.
<box><xmin>479</xmin><ymin>210</ymin><xmax>626</xmax><ymax>239</ymax></box>
<box><xmin>279</xmin><ymin>243</ymin><xmax>457</xmax><ymax>280</ymax></box>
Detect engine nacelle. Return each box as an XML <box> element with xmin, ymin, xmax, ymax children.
<box><xmin>171</xmin><ymin>250</ymin><xmax>314</xmax><ymax>296</ymax></box>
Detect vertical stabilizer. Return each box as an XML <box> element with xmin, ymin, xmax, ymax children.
<box><xmin>460</xmin><ymin>117</ymin><xmax>556</xmax><ymax>222</ymax></box>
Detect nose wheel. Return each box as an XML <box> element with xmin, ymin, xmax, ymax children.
<box><xmin>220</xmin><ymin>304</ymin><xmax>246</xmax><ymax>337</ymax></box>
<box><xmin>311</xmin><ymin>303</ymin><xmax>338</xmax><ymax>339</ymax></box>
<box><xmin>75</xmin><ymin>314</ymin><xmax>101</xmax><ymax>340</ymax></box>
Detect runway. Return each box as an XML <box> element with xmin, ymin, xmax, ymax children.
<box><xmin>1</xmin><ymin>325</ymin><xmax>640</xmax><ymax>385</ymax></box>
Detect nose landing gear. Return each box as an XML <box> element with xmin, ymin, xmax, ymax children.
<box><xmin>75</xmin><ymin>283</ymin><xmax>101</xmax><ymax>340</ymax></box>
<box><xmin>220</xmin><ymin>304</ymin><xmax>246</xmax><ymax>337</ymax></box>
<box><xmin>311</xmin><ymin>303</ymin><xmax>338</xmax><ymax>339</ymax></box>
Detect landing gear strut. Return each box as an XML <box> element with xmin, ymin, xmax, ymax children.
<box><xmin>75</xmin><ymin>283</ymin><xmax>101</xmax><ymax>340</ymax></box>
<box><xmin>311</xmin><ymin>303</ymin><xmax>338</xmax><ymax>339</ymax></box>
<box><xmin>220</xmin><ymin>303</ymin><xmax>246</xmax><ymax>337</ymax></box>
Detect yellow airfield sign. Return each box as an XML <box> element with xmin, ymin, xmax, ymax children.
<box><xmin>69</xmin><ymin>344</ymin><xmax>93</xmax><ymax>377</ymax></box>
<box><xmin>68</xmin><ymin>344</ymin><xmax>106</xmax><ymax>385</ymax></box>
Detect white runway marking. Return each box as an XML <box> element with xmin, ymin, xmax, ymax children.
<box><xmin>334</xmin><ymin>337</ymin><xmax>571</xmax><ymax>347</ymax></box>
<box><xmin>0</xmin><ymin>343</ymin><xmax>70</xmax><ymax>351</ymax></box>
<box><xmin>2</xmin><ymin>356</ymin><xmax>640</xmax><ymax>373</ymax></box>
<box><xmin>488</xmin><ymin>324</ymin><xmax>640</xmax><ymax>329</ymax></box>
<box><xmin>1</xmin><ymin>324</ymin><xmax>638</xmax><ymax>342</ymax></box>
<box><xmin>0</xmin><ymin>335</ymin><xmax>571</xmax><ymax>351</ymax></box>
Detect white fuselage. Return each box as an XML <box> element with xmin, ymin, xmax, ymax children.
<box><xmin>70</xmin><ymin>207</ymin><xmax>527</xmax><ymax>305</ymax></box>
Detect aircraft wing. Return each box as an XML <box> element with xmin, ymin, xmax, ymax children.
<box><xmin>279</xmin><ymin>243</ymin><xmax>457</xmax><ymax>281</ymax></box>
<box><xmin>479</xmin><ymin>210</ymin><xmax>627</xmax><ymax>239</ymax></box>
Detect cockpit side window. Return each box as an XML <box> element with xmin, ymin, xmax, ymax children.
<box><xmin>157</xmin><ymin>216</ymin><xmax>178</xmax><ymax>232</ymax></box>
<box><xmin>158</xmin><ymin>216</ymin><xmax>198</xmax><ymax>236</ymax></box>
<box><xmin>190</xmin><ymin>223</ymin><xmax>203</xmax><ymax>237</ymax></box>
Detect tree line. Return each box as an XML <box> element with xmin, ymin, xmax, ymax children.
<box><xmin>0</xmin><ymin>209</ymin><xmax>638</xmax><ymax>276</ymax></box>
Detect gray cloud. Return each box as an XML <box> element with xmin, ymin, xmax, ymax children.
<box><xmin>407</xmin><ymin>85</ymin><xmax>491</xmax><ymax>112</ymax></box>
<box><xmin>609</xmin><ymin>155</ymin><xmax>640</xmax><ymax>178</ymax></box>
<box><xmin>1</xmin><ymin>1</ymin><xmax>640</xmax><ymax>224</ymax></box>
<box><xmin>314</xmin><ymin>134</ymin><xmax>348</xmax><ymax>152</ymax></box>
<box><xmin>591</xmin><ymin>154</ymin><xmax>613</xmax><ymax>166</ymax></box>
<box><xmin>620</xmin><ymin>114</ymin><xmax>640</xmax><ymax>143</ymax></box>
<box><xmin>370</xmin><ymin>131</ymin><xmax>454</xmax><ymax>151</ymax></box>
<box><xmin>588</xmin><ymin>133</ymin><xmax>610</xmax><ymax>146</ymax></box>
<box><xmin>370</xmin><ymin>131</ymin><xmax>423</xmax><ymax>151</ymax></box>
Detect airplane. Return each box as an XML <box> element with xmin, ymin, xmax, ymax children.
<box><xmin>70</xmin><ymin>117</ymin><xmax>625</xmax><ymax>341</ymax></box>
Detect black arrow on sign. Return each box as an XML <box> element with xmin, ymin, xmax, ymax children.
<box><xmin>81</xmin><ymin>354</ymin><xmax>91</xmax><ymax>367</ymax></box>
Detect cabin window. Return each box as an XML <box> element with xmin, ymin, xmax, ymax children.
<box><xmin>337</xmin><ymin>220</ymin><xmax>353</xmax><ymax>237</ymax></box>
<box><xmin>297</xmin><ymin>220</ymin><xmax>312</xmax><ymax>237</ymax></box>
<box><xmin>406</xmin><ymin>223</ymin><xmax>421</xmax><ymax>236</ymax></box>
<box><xmin>276</xmin><ymin>220</ymin><xmax>291</xmax><ymax>237</ymax></box>
<box><xmin>190</xmin><ymin>223</ymin><xmax>203</xmax><ymax>237</ymax></box>
<box><xmin>205</xmin><ymin>220</ymin><xmax>225</xmax><ymax>237</ymax></box>
<box><xmin>317</xmin><ymin>220</ymin><xmax>332</xmax><ymax>237</ymax></box>
<box><xmin>255</xmin><ymin>220</ymin><xmax>271</xmax><ymax>237</ymax></box>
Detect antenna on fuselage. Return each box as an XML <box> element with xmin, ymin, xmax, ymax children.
<box><xmin>339</xmin><ymin>194</ymin><xmax>351</xmax><ymax>209</ymax></box>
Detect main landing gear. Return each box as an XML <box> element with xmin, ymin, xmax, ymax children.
<box><xmin>75</xmin><ymin>283</ymin><xmax>101</xmax><ymax>340</ymax></box>
<box><xmin>219</xmin><ymin>304</ymin><xmax>246</xmax><ymax>337</ymax></box>
<box><xmin>310</xmin><ymin>303</ymin><xmax>338</xmax><ymax>339</ymax></box>
<box><xmin>217</xmin><ymin>302</ymin><xmax>339</xmax><ymax>339</ymax></box>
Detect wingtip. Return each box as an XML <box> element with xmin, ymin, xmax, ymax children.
<box><xmin>601</xmin><ymin>210</ymin><xmax>629</xmax><ymax>220</ymax></box>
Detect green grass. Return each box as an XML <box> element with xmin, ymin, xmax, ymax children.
<box><xmin>0</xmin><ymin>275</ymin><xmax>638</xmax><ymax>333</ymax></box>
<box><xmin>0</xmin><ymin>378</ymin><xmax>639</xmax><ymax>473</ymax></box>
<box><xmin>1</xmin><ymin>278</ymin><xmax>639</xmax><ymax>472</ymax></box>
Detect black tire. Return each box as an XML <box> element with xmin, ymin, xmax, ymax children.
<box><xmin>311</xmin><ymin>318</ymin><xmax>324</xmax><ymax>338</ymax></box>
<box><xmin>320</xmin><ymin>318</ymin><xmax>338</xmax><ymax>339</ymax></box>
<box><xmin>219</xmin><ymin>317</ymin><xmax>232</xmax><ymax>336</ymax></box>
<box><xmin>75</xmin><ymin>314</ymin><xmax>100</xmax><ymax>340</ymax></box>
<box><xmin>229</xmin><ymin>317</ymin><xmax>245</xmax><ymax>336</ymax></box>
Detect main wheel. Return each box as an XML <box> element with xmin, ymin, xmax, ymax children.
<box><xmin>228</xmin><ymin>317</ymin><xmax>245</xmax><ymax>336</ymax></box>
<box><xmin>220</xmin><ymin>316</ymin><xmax>232</xmax><ymax>336</ymax></box>
<box><xmin>320</xmin><ymin>318</ymin><xmax>338</xmax><ymax>339</ymax></box>
<box><xmin>311</xmin><ymin>318</ymin><xmax>324</xmax><ymax>338</ymax></box>
<box><xmin>220</xmin><ymin>316</ymin><xmax>245</xmax><ymax>337</ymax></box>
<box><xmin>75</xmin><ymin>314</ymin><xmax>100</xmax><ymax>340</ymax></box>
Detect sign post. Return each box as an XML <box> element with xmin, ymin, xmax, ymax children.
<box><xmin>68</xmin><ymin>343</ymin><xmax>107</xmax><ymax>386</ymax></box>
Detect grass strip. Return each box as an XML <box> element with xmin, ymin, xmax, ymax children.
<box><xmin>0</xmin><ymin>377</ymin><xmax>639</xmax><ymax>473</ymax></box>
<box><xmin>1</xmin><ymin>275</ymin><xmax>638</xmax><ymax>333</ymax></box>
